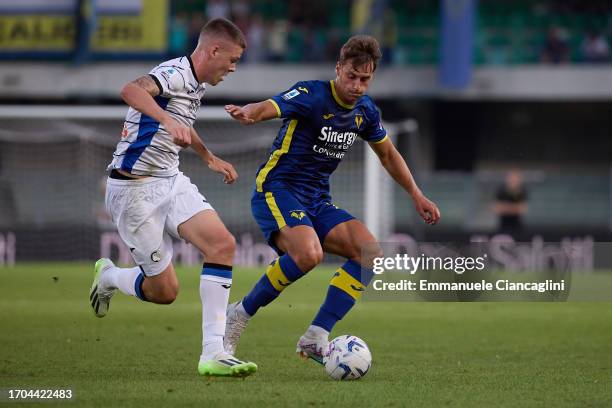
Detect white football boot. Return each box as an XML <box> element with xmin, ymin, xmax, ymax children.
<box><xmin>296</xmin><ymin>330</ymin><xmax>330</xmax><ymax>365</ymax></box>
<box><xmin>224</xmin><ymin>301</ymin><xmax>250</xmax><ymax>355</ymax></box>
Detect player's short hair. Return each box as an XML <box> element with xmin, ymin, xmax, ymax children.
<box><xmin>338</xmin><ymin>35</ymin><xmax>382</xmax><ymax>72</ymax></box>
<box><xmin>199</xmin><ymin>18</ymin><xmax>247</xmax><ymax>49</ymax></box>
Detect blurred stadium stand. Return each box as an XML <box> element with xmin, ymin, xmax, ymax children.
<box><xmin>0</xmin><ymin>0</ymin><xmax>611</xmax><ymax>264</ymax></box>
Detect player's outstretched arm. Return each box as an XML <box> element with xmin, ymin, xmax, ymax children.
<box><xmin>369</xmin><ymin>139</ymin><xmax>441</xmax><ymax>225</ymax></box>
<box><xmin>189</xmin><ymin>127</ymin><xmax>238</xmax><ymax>184</ymax></box>
<box><xmin>120</xmin><ymin>75</ymin><xmax>191</xmax><ymax>147</ymax></box>
<box><xmin>224</xmin><ymin>100</ymin><xmax>279</xmax><ymax>125</ymax></box>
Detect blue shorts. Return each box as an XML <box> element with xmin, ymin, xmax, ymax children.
<box><xmin>251</xmin><ymin>189</ymin><xmax>355</xmax><ymax>255</ymax></box>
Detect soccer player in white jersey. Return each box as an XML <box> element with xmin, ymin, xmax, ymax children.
<box><xmin>89</xmin><ymin>18</ymin><xmax>257</xmax><ymax>377</ymax></box>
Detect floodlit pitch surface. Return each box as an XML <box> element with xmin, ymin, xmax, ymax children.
<box><xmin>1</xmin><ymin>263</ymin><xmax>611</xmax><ymax>407</ymax></box>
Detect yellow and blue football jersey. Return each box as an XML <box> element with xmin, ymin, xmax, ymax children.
<box><xmin>255</xmin><ymin>79</ymin><xmax>387</xmax><ymax>202</ymax></box>
<box><xmin>251</xmin><ymin>80</ymin><xmax>387</xmax><ymax>253</ymax></box>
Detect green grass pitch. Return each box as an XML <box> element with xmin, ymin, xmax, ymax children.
<box><xmin>1</xmin><ymin>263</ymin><xmax>611</xmax><ymax>407</ymax></box>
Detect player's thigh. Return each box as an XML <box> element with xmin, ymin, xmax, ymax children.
<box><xmin>177</xmin><ymin>209</ymin><xmax>235</xmax><ymax>261</ymax></box>
<box><xmin>165</xmin><ymin>172</ymin><xmax>213</xmax><ymax>240</ymax></box>
<box><xmin>251</xmin><ymin>190</ymin><xmax>320</xmax><ymax>252</ymax></box>
<box><xmin>252</xmin><ymin>189</ymin><xmax>323</xmax><ymax>265</ymax></box>
<box><xmin>165</xmin><ymin>173</ymin><xmax>235</xmax><ymax>262</ymax></box>
<box><xmin>106</xmin><ymin>177</ymin><xmax>174</xmax><ymax>277</ymax></box>
<box><xmin>322</xmin><ymin>219</ymin><xmax>381</xmax><ymax>266</ymax></box>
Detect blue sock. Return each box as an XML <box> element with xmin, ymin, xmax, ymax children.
<box><xmin>242</xmin><ymin>254</ymin><xmax>304</xmax><ymax>316</ymax></box>
<box><xmin>312</xmin><ymin>259</ymin><xmax>373</xmax><ymax>332</ymax></box>
<box><xmin>201</xmin><ymin>263</ymin><xmax>233</xmax><ymax>280</ymax></box>
<box><xmin>134</xmin><ymin>270</ymin><xmax>148</xmax><ymax>302</ymax></box>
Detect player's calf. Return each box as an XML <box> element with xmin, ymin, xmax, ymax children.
<box><xmin>225</xmin><ymin>252</ymin><xmax>310</xmax><ymax>354</ymax></box>
<box><xmin>310</xmin><ymin>259</ymin><xmax>374</xmax><ymax>334</ymax></box>
<box><xmin>346</xmin><ymin>241</ymin><xmax>383</xmax><ymax>269</ymax></box>
<box><xmin>145</xmin><ymin>284</ymin><xmax>179</xmax><ymax>304</ymax></box>
<box><xmin>323</xmin><ymin>219</ymin><xmax>382</xmax><ymax>267</ymax></box>
<box><xmin>240</xmin><ymin>253</ymin><xmax>306</xmax><ymax>317</ymax></box>
<box><xmin>138</xmin><ymin>265</ymin><xmax>180</xmax><ymax>304</ymax></box>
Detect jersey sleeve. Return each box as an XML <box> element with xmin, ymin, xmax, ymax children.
<box><xmin>268</xmin><ymin>82</ymin><xmax>315</xmax><ymax>119</ymax></box>
<box><xmin>361</xmin><ymin>101</ymin><xmax>388</xmax><ymax>144</ymax></box>
<box><xmin>148</xmin><ymin>64</ymin><xmax>187</xmax><ymax>97</ymax></box>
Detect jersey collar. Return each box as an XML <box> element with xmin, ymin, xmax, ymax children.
<box><xmin>187</xmin><ymin>55</ymin><xmax>202</xmax><ymax>84</ymax></box>
<box><xmin>330</xmin><ymin>80</ymin><xmax>355</xmax><ymax>109</ymax></box>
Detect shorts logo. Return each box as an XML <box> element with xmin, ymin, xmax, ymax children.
<box><xmin>298</xmin><ymin>86</ymin><xmax>309</xmax><ymax>93</ymax></box>
<box><xmin>355</xmin><ymin>114</ymin><xmax>364</xmax><ymax>130</ymax></box>
<box><xmin>282</xmin><ymin>89</ymin><xmax>300</xmax><ymax>100</ymax></box>
<box><xmin>323</xmin><ymin>113</ymin><xmax>335</xmax><ymax>119</ymax></box>
<box><xmin>150</xmin><ymin>250</ymin><xmax>161</xmax><ymax>262</ymax></box>
<box><xmin>290</xmin><ymin>210</ymin><xmax>306</xmax><ymax>220</ymax></box>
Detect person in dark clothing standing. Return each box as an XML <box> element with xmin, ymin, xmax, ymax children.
<box><xmin>495</xmin><ymin>170</ymin><xmax>528</xmax><ymax>235</ymax></box>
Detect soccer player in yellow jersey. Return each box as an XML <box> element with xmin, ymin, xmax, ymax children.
<box><xmin>224</xmin><ymin>35</ymin><xmax>440</xmax><ymax>364</ymax></box>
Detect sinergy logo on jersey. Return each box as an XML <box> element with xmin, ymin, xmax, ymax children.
<box><xmin>314</xmin><ymin>126</ymin><xmax>358</xmax><ymax>159</ymax></box>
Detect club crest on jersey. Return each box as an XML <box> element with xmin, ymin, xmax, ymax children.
<box><xmin>282</xmin><ymin>89</ymin><xmax>300</xmax><ymax>100</ymax></box>
<box><xmin>355</xmin><ymin>114</ymin><xmax>364</xmax><ymax>130</ymax></box>
<box><xmin>290</xmin><ymin>210</ymin><xmax>306</xmax><ymax>220</ymax></box>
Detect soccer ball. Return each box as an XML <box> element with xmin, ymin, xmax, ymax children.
<box><xmin>324</xmin><ymin>335</ymin><xmax>372</xmax><ymax>380</ymax></box>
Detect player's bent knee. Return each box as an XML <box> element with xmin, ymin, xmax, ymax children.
<box><xmin>292</xmin><ymin>246</ymin><xmax>324</xmax><ymax>271</ymax></box>
<box><xmin>204</xmin><ymin>232</ymin><xmax>236</xmax><ymax>260</ymax></box>
<box><xmin>217</xmin><ymin>233</ymin><xmax>236</xmax><ymax>256</ymax></box>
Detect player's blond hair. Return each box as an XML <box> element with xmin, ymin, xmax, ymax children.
<box><xmin>339</xmin><ymin>35</ymin><xmax>382</xmax><ymax>71</ymax></box>
<box><xmin>199</xmin><ymin>18</ymin><xmax>247</xmax><ymax>49</ymax></box>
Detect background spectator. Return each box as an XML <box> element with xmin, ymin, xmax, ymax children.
<box><xmin>580</xmin><ymin>30</ymin><xmax>610</xmax><ymax>62</ymax></box>
<box><xmin>206</xmin><ymin>0</ymin><xmax>229</xmax><ymax>20</ymax></box>
<box><xmin>540</xmin><ymin>27</ymin><xmax>570</xmax><ymax>64</ymax></box>
<box><xmin>169</xmin><ymin>11</ymin><xmax>189</xmax><ymax>58</ymax></box>
<box><xmin>245</xmin><ymin>14</ymin><xmax>266</xmax><ymax>63</ymax></box>
<box><xmin>495</xmin><ymin>170</ymin><xmax>529</xmax><ymax>236</ymax></box>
